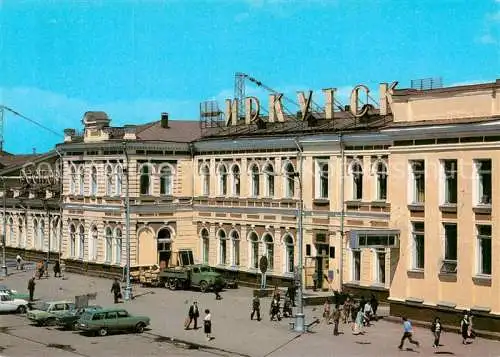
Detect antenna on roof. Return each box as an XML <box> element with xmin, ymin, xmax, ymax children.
<box><xmin>410</xmin><ymin>77</ymin><xmax>443</xmax><ymax>90</ymax></box>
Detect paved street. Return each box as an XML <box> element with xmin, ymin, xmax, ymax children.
<box><xmin>1</xmin><ymin>266</ymin><xmax>499</xmax><ymax>357</ymax></box>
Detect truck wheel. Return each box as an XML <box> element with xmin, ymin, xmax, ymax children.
<box><xmin>200</xmin><ymin>281</ymin><xmax>208</xmax><ymax>293</ymax></box>
<box><xmin>17</xmin><ymin>305</ymin><xmax>27</xmax><ymax>314</ymax></box>
<box><xmin>168</xmin><ymin>278</ymin><xmax>178</xmax><ymax>290</ymax></box>
<box><xmin>163</xmin><ymin>280</ymin><xmax>169</xmax><ymax>289</ymax></box>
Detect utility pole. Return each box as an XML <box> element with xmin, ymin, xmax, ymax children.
<box><xmin>1</xmin><ymin>178</ymin><xmax>7</xmax><ymax>277</ymax></box>
<box><xmin>123</xmin><ymin>142</ymin><xmax>132</xmax><ymax>301</ymax></box>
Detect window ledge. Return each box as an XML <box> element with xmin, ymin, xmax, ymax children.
<box><xmin>344</xmin><ymin>281</ymin><xmax>360</xmax><ymax>286</ymax></box>
<box><xmin>280</xmin><ymin>198</ymin><xmax>297</xmax><ymax>204</ymax></box>
<box><xmin>471</xmin><ymin>305</ymin><xmax>491</xmax><ymax>313</ymax></box>
<box><xmin>407</xmin><ymin>203</ymin><xmax>424</xmax><ymax>212</ymax></box>
<box><xmin>313</xmin><ymin>198</ymin><xmax>330</xmax><ymax>206</ymax></box>
<box><xmin>346</xmin><ymin>200</ymin><xmax>362</xmax><ymax>207</ymax></box>
<box><xmin>473</xmin><ymin>205</ymin><xmax>492</xmax><ymax>214</ymax></box>
<box><xmin>439</xmin><ymin>203</ymin><xmax>457</xmax><ymax>213</ymax></box>
<box><xmin>438</xmin><ymin>272</ymin><xmax>457</xmax><ymax>282</ymax></box>
<box><xmin>472</xmin><ymin>275</ymin><xmax>492</xmax><ymax>286</ymax></box>
<box><xmin>370</xmin><ymin>200</ymin><xmax>389</xmax><ymax>208</ymax></box>
<box><xmin>436</xmin><ymin>301</ymin><xmax>457</xmax><ymax>309</ymax></box>
<box><xmin>407</xmin><ymin>269</ymin><xmax>424</xmax><ymax>279</ymax></box>
<box><xmin>405</xmin><ymin>297</ymin><xmax>424</xmax><ymax>304</ymax></box>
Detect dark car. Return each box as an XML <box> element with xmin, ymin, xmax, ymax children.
<box><xmin>56</xmin><ymin>305</ymin><xmax>102</xmax><ymax>330</ymax></box>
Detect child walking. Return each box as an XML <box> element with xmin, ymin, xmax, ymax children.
<box><xmin>204</xmin><ymin>309</ymin><xmax>212</xmax><ymax>341</ymax></box>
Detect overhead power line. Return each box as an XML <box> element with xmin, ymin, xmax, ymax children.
<box><xmin>1</xmin><ymin>105</ymin><xmax>63</xmax><ymax>138</ymax></box>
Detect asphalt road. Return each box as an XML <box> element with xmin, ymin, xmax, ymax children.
<box><xmin>1</xmin><ymin>266</ymin><xmax>500</xmax><ymax>357</ymax></box>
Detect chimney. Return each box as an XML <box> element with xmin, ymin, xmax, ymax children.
<box><xmin>161</xmin><ymin>112</ymin><xmax>169</xmax><ymax>128</ymax></box>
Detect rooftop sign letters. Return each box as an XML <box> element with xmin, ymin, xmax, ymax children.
<box><xmin>224</xmin><ymin>83</ymin><xmax>396</xmax><ymax>127</ymax></box>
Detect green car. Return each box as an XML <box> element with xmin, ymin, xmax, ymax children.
<box><xmin>77</xmin><ymin>307</ymin><xmax>150</xmax><ymax>336</ymax></box>
<box><xmin>27</xmin><ymin>301</ymin><xmax>76</xmax><ymax>326</ymax></box>
<box><xmin>0</xmin><ymin>284</ymin><xmax>30</xmax><ymax>301</ymax></box>
<box><xmin>56</xmin><ymin>305</ymin><xmax>102</xmax><ymax>330</ymax></box>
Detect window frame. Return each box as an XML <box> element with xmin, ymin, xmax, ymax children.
<box><xmin>477</xmin><ymin>225</ymin><xmax>492</xmax><ymax>276</ymax></box>
<box><xmin>412</xmin><ymin>222</ymin><xmax>425</xmax><ymax>270</ymax></box>
<box><xmin>410</xmin><ymin>160</ymin><xmax>425</xmax><ymax>204</ymax></box>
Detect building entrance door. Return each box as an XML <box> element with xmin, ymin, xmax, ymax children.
<box><xmin>315</xmin><ymin>243</ymin><xmax>329</xmax><ymax>290</ymax></box>
<box><xmin>157</xmin><ymin>228</ymin><xmax>172</xmax><ymax>269</ymax></box>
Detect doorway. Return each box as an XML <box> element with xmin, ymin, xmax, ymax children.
<box><xmin>157</xmin><ymin>228</ymin><xmax>172</xmax><ymax>269</ymax></box>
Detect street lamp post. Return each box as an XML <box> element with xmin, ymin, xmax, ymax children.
<box><xmin>123</xmin><ymin>143</ymin><xmax>132</xmax><ymax>301</ymax></box>
<box><xmin>293</xmin><ymin>141</ymin><xmax>305</xmax><ymax>333</ymax></box>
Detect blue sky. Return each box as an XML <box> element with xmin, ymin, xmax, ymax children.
<box><xmin>1</xmin><ymin>0</ymin><xmax>499</xmax><ymax>153</ymax></box>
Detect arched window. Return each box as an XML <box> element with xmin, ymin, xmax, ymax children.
<box><xmin>89</xmin><ymin>225</ymin><xmax>98</xmax><ymax>261</ymax></box>
<box><xmin>284</xmin><ymin>234</ymin><xmax>294</xmax><ymax>273</ymax></box>
<box><xmin>249</xmin><ymin>232</ymin><xmax>259</xmax><ymax>269</ymax></box>
<box><xmin>51</xmin><ymin>217</ymin><xmax>59</xmax><ymax>252</ymax></box>
<box><xmin>218</xmin><ymin>229</ymin><xmax>227</xmax><ymax>265</ymax></box>
<box><xmin>160</xmin><ymin>165</ymin><xmax>173</xmax><ymax>195</ymax></box>
<box><xmin>39</xmin><ymin>219</ymin><xmax>45</xmax><ymax>251</ymax></box>
<box><xmin>78</xmin><ymin>166</ymin><xmax>85</xmax><ymax>195</ymax></box>
<box><xmin>7</xmin><ymin>217</ymin><xmax>13</xmax><ymax>246</ymax></box>
<box><xmin>230</xmin><ymin>230</ymin><xmax>240</xmax><ymax>266</ymax></box>
<box><xmin>201</xmin><ymin>228</ymin><xmax>210</xmax><ymax>264</ymax></box>
<box><xmin>114</xmin><ymin>228</ymin><xmax>122</xmax><ymax>265</ymax></box>
<box><xmin>70</xmin><ymin>166</ymin><xmax>77</xmax><ymax>194</ymax></box>
<box><xmin>90</xmin><ymin>166</ymin><xmax>98</xmax><ymax>196</ymax></box>
<box><xmin>157</xmin><ymin>228</ymin><xmax>171</xmax><ymax>267</ymax></box>
<box><xmin>250</xmin><ymin>164</ymin><xmax>260</xmax><ymax>197</ymax></box>
<box><xmin>218</xmin><ymin>164</ymin><xmax>228</xmax><ymax>196</ymax></box>
<box><xmin>231</xmin><ymin>165</ymin><xmax>240</xmax><ymax>196</ymax></box>
<box><xmin>264</xmin><ymin>163</ymin><xmax>275</xmax><ymax>197</ymax></box>
<box><xmin>284</xmin><ymin>163</ymin><xmax>295</xmax><ymax>198</ymax></box>
<box><xmin>201</xmin><ymin>164</ymin><xmax>210</xmax><ymax>196</ymax></box>
<box><xmin>376</xmin><ymin>161</ymin><xmax>388</xmax><ymax>201</ymax></box>
<box><xmin>69</xmin><ymin>224</ymin><xmax>76</xmax><ymax>257</ymax></box>
<box><xmin>140</xmin><ymin>164</ymin><xmax>151</xmax><ymax>195</ymax></box>
<box><xmin>115</xmin><ymin>165</ymin><xmax>123</xmax><ymax>196</ymax></box>
<box><xmin>33</xmin><ymin>219</ymin><xmax>39</xmax><ymax>250</ymax></box>
<box><xmin>263</xmin><ymin>234</ymin><xmax>274</xmax><ymax>271</ymax></box>
<box><xmin>106</xmin><ymin>165</ymin><xmax>114</xmax><ymax>196</ymax></box>
<box><xmin>105</xmin><ymin>227</ymin><xmax>113</xmax><ymax>262</ymax></box>
<box><xmin>78</xmin><ymin>225</ymin><xmax>85</xmax><ymax>259</ymax></box>
<box><xmin>352</xmin><ymin>161</ymin><xmax>363</xmax><ymax>200</ymax></box>
<box><xmin>18</xmin><ymin>217</ymin><xmax>25</xmax><ymax>248</ymax></box>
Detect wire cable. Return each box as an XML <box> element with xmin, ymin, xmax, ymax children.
<box><xmin>1</xmin><ymin>105</ymin><xmax>63</xmax><ymax>138</ymax></box>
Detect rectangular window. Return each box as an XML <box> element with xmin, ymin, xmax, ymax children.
<box><xmin>411</xmin><ymin>160</ymin><xmax>425</xmax><ymax>204</ymax></box>
<box><xmin>316</xmin><ymin>161</ymin><xmax>329</xmax><ymax>199</ymax></box>
<box><xmin>443</xmin><ymin>223</ymin><xmax>458</xmax><ymax>261</ymax></box>
<box><xmin>476</xmin><ymin>159</ymin><xmax>492</xmax><ymax>205</ymax></box>
<box><xmin>412</xmin><ymin>222</ymin><xmax>425</xmax><ymax>270</ymax></box>
<box><xmin>443</xmin><ymin>160</ymin><xmax>457</xmax><ymax>204</ymax></box>
<box><xmin>477</xmin><ymin>225</ymin><xmax>492</xmax><ymax>275</ymax></box>
<box><xmin>352</xmin><ymin>250</ymin><xmax>361</xmax><ymax>281</ymax></box>
<box><xmin>376</xmin><ymin>251</ymin><xmax>386</xmax><ymax>284</ymax></box>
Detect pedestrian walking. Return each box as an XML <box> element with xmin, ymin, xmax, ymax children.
<box><xmin>363</xmin><ymin>301</ymin><xmax>373</xmax><ymax>326</ymax></box>
<box><xmin>16</xmin><ymin>254</ymin><xmax>23</xmax><ymax>270</ymax></box>
<box><xmin>111</xmin><ymin>278</ymin><xmax>122</xmax><ymax>304</ymax></box>
<box><xmin>185</xmin><ymin>301</ymin><xmax>199</xmax><ymax>329</ymax></box>
<box><xmin>332</xmin><ymin>304</ymin><xmax>341</xmax><ymax>336</ymax></box>
<box><xmin>53</xmin><ymin>260</ymin><xmax>61</xmax><ymax>278</ymax></box>
<box><xmin>460</xmin><ymin>312</ymin><xmax>473</xmax><ymax>345</ymax></box>
<box><xmin>370</xmin><ymin>294</ymin><xmax>379</xmax><ymax>318</ymax></box>
<box><xmin>251</xmin><ymin>295</ymin><xmax>261</xmax><ymax>321</ymax></box>
<box><xmin>398</xmin><ymin>317</ymin><xmax>420</xmax><ymax>350</ymax></box>
<box><xmin>287</xmin><ymin>285</ymin><xmax>296</xmax><ymax>307</ymax></box>
<box><xmin>352</xmin><ymin>308</ymin><xmax>364</xmax><ymax>335</ymax></box>
<box><xmin>36</xmin><ymin>260</ymin><xmax>44</xmax><ymax>279</ymax></box>
<box><xmin>431</xmin><ymin>317</ymin><xmax>442</xmax><ymax>348</ymax></box>
<box><xmin>323</xmin><ymin>299</ymin><xmax>331</xmax><ymax>324</ymax></box>
<box><xmin>269</xmin><ymin>297</ymin><xmax>281</xmax><ymax>321</ymax></box>
<box><xmin>282</xmin><ymin>295</ymin><xmax>292</xmax><ymax>317</ymax></box>
<box><xmin>213</xmin><ymin>278</ymin><xmax>223</xmax><ymax>300</ymax></box>
<box><xmin>204</xmin><ymin>309</ymin><xmax>212</xmax><ymax>341</ymax></box>
<box><xmin>343</xmin><ymin>296</ymin><xmax>352</xmax><ymax>323</ymax></box>
<box><xmin>28</xmin><ymin>277</ymin><xmax>35</xmax><ymax>302</ymax></box>
<box><xmin>44</xmin><ymin>259</ymin><xmax>49</xmax><ymax>278</ymax></box>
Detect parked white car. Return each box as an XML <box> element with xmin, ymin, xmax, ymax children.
<box><xmin>0</xmin><ymin>292</ymin><xmax>29</xmax><ymax>313</ymax></box>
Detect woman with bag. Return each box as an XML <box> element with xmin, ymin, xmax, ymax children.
<box><xmin>460</xmin><ymin>312</ymin><xmax>472</xmax><ymax>345</ymax></box>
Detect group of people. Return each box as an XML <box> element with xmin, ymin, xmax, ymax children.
<box><xmin>184</xmin><ymin>301</ymin><xmax>213</xmax><ymax>341</ymax></box>
<box><xmin>398</xmin><ymin>311</ymin><xmax>476</xmax><ymax>350</ymax></box>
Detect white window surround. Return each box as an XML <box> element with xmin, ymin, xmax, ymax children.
<box><xmin>106</xmin><ymin>165</ymin><xmax>113</xmax><ymax>196</ymax></box>
<box><xmin>89</xmin><ymin>225</ymin><xmax>98</xmax><ymax>261</ymax></box>
<box><xmin>114</xmin><ymin>228</ymin><xmax>122</xmax><ymax>265</ymax></box>
<box><xmin>78</xmin><ymin>166</ymin><xmax>85</xmax><ymax>195</ymax></box>
<box><xmin>371</xmin><ymin>160</ymin><xmax>388</xmax><ymax>201</ymax></box>
<box><xmin>115</xmin><ymin>165</ymin><xmax>123</xmax><ymax>196</ymax></box>
<box><xmin>160</xmin><ymin>164</ymin><xmax>175</xmax><ymax>196</ymax></box>
<box><xmin>408</xmin><ymin>160</ymin><xmax>425</xmax><ymax>204</ymax></box>
<box><xmin>200</xmin><ymin>228</ymin><xmax>210</xmax><ymax>264</ymax></box>
<box><xmin>351</xmin><ymin>249</ymin><xmax>361</xmax><ymax>281</ymax></box>
<box><xmin>262</xmin><ymin>233</ymin><xmax>274</xmax><ymax>271</ymax></box>
<box><xmin>217</xmin><ymin>229</ymin><xmax>227</xmax><ymax>265</ymax></box>
<box><xmin>411</xmin><ymin>222</ymin><xmax>425</xmax><ymax>270</ymax></box>
<box><xmin>248</xmin><ymin>231</ymin><xmax>260</xmax><ymax>269</ymax></box>
<box><xmin>70</xmin><ymin>166</ymin><xmax>77</xmax><ymax>194</ymax></box>
<box><xmin>230</xmin><ymin>230</ymin><xmax>240</xmax><ymax>266</ymax></box>
<box><xmin>263</xmin><ymin>163</ymin><xmax>275</xmax><ymax>198</ymax></box>
<box><xmin>473</xmin><ymin>159</ymin><xmax>492</xmax><ymax>206</ymax></box>
<box><xmin>315</xmin><ymin>159</ymin><xmax>329</xmax><ymax>199</ymax></box>
<box><xmin>439</xmin><ymin>159</ymin><xmax>458</xmax><ymax>205</ymax></box>
<box><xmin>283</xmin><ymin>162</ymin><xmax>296</xmax><ymax>198</ymax></box>
<box><xmin>69</xmin><ymin>225</ymin><xmax>76</xmax><ymax>257</ymax></box>
<box><xmin>105</xmin><ymin>227</ymin><xmax>113</xmax><ymax>262</ymax></box>
<box><xmin>90</xmin><ymin>166</ymin><xmax>98</xmax><ymax>196</ymax></box>
<box><xmin>217</xmin><ymin>163</ymin><xmax>228</xmax><ymax>196</ymax></box>
<box><xmin>283</xmin><ymin>234</ymin><xmax>295</xmax><ymax>274</ymax></box>
<box><xmin>349</xmin><ymin>160</ymin><xmax>363</xmax><ymax>201</ymax></box>
<box><xmin>200</xmin><ymin>164</ymin><xmax>210</xmax><ymax>196</ymax></box>
<box><xmin>249</xmin><ymin>163</ymin><xmax>260</xmax><ymax>197</ymax></box>
<box><xmin>230</xmin><ymin>164</ymin><xmax>241</xmax><ymax>197</ymax></box>
<box><xmin>476</xmin><ymin>225</ymin><xmax>492</xmax><ymax>276</ymax></box>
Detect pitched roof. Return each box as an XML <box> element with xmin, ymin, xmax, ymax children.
<box><xmin>135</xmin><ymin>120</ymin><xmax>201</xmax><ymax>142</ymax></box>
<box><xmin>0</xmin><ymin>153</ymin><xmax>44</xmax><ymax>170</ymax></box>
